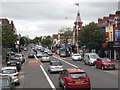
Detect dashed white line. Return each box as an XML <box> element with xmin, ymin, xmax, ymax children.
<box><xmin>40</xmin><ymin>65</ymin><xmax>56</xmax><ymax>90</ymax></box>
<box><xmin>35</xmin><ymin>55</ymin><xmax>56</xmax><ymax>90</ymax></box>
<box><xmin>54</xmin><ymin>56</ymin><xmax>78</xmax><ymax>68</ymax></box>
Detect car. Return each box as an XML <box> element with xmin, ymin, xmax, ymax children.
<box><xmin>41</xmin><ymin>54</ymin><xmax>50</xmax><ymax>62</ymax></box>
<box><xmin>7</xmin><ymin>59</ymin><xmax>21</xmax><ymax>72</ymax></box>
<box><xmin>59</xmin><ymin>68</ymin><xmax>91</xmax><ymax>90</ymax></box>
<box><xmin>14</xmin><ymin>53</ymin><xmax>25</xmax><ymax>64</ymax></box>
<box><xmin>56</xmin><ymin>49</ymin><xmax>60</xmax><ymax>55</ymax></box>
<box><xmin>84</xmin><ymin>53</ymin><xmax>99</xmax><ymax>65</ymax></box>
<box><xmin>94</xmin><ymin>58</ymin><xmax>116</xmax><ymax>70</ymax></box>
<box><xmin>47</xmin><ymin>51</ymin><xmax>53</xmax><ymax>56</ymax></box>
<box><xmin>48</xmin><ymin>61</ymin><xmax>63</xmax><ymax>73</ymax></box>
<box><xmin>28</xmin><ymin>52</ymin><xmax>34</xmax><ymax>58</ymax></box>
<box><xmin>36</xmin><ymin>51</ymin><xmax>43</xmax><ymax>58</ymax></box>
<box><xmin>72</xmin><ymin>53</ymin><xmax>82</xmax><ymax>61</ymax></box>
<box><xmin>24</xmin><ymin>47</ymin><xmax>27</xmax><ymax>51</ymax></box>
<box><xmin>0</xmin><ymin>66</ymin><xmax>20</xmax><ymax>86</ymax></box>
<box><xmin>0</xmin><ymin>75</ymin><xmax>15</xmax><ymax>90</ymax></box>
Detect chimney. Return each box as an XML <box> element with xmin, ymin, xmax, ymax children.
<box><xmin>98</xmin><ymin>18</ymin><xmax>103</xmax><ymax>24</ymax></box>
<box><xmin>109</xmin><ymin>14</ymin><xmax>115</xmax><ymax>19</ymax></box>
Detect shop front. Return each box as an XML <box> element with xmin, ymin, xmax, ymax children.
<box><xmin>108</xmin><ymin>41</ymin><xmax>120</xmax><ymax>60</ymax></box>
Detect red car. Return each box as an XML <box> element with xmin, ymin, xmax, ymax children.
<box><xmin>94</xmin><ymin>58</ymin><xmax>116</xmax><ymax>70</ymax></box>
<box><xmin>59</xmin><ymin>68</ymin><xmax>91</xmax><ymax>90</ymax></box>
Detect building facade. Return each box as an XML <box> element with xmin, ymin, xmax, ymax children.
<box><xmin>73</xmin><ymin>11</ymin><xmax>83</xmax><ymax>45</ymax></box>
<box><xmin>98</xmin><ymin>11</ymin><xmax>120</xmax><ymax>60</ymax></box>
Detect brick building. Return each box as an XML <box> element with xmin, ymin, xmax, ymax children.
<box><xmin>98</xmin><ymin>11</ymin><xmax>120</xmax><ymax>60</ymax></box>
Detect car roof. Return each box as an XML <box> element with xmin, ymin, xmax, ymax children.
<box><xmin>2</xmin><ymin>66</ymin><xmax>17</xmax><ymax>70</ymax></box>
<box><xmin>99</xmin><ymin>58</ymin><xmax>110</xmax><ymax>59</ymax></box>
<box><xmin>66</xmin><ymin>68</ymin><xmax>85</xmax><ymax>73</ymax></box>
<box><xmin>84</xmin><ymin>53</ymin><xmax>98</xmax><ymax>55</ymax></box>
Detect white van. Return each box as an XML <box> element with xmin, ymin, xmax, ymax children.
<box><xmin>84</xmin><ymin>53</ymin><xmax>99</xmax><ymax>65</ymax></box>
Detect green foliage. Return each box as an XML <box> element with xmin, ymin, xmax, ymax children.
<box><xmin>78</xmin><ymin>22</ymin><xmax>105</xmax><ymax>50</ymax></box>
<box><xmin>58</xmin><ymin>27</ymin><xmax>73</xmax><ymax>44</ymax></box>
<box><xmin>41</xmin><ymin>36</ymin><xmax>52</xmax><ymax>47</ymax></box>
<box><xmin>2</xmin><ymin>24</ymin><xmax>17</xmax><ymax>48</ymax></box>
<box><xmin>20</xmin><ymin>36</ymin><xmax>30</xmax><ymax>46</ymax></box>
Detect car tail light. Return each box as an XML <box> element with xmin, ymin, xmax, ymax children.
<box><xmin>66</xmin><ymin>78</ymin><xmax>74</xmax><ymax>83</ymax></box>
<box><xmin>85</xmin><ymin>78</ymin><xmax>90</xmax><ymax>82</ymax></box>
<box><xmin>14</xmin><ymin>73</ymin><xmax>19</xmax><ymax>76</ymax></box>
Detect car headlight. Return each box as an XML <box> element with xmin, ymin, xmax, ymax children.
<box><xmin>7</xmin><ymin>62</ymin><xmax>10</xmax><ymax>64</ymax></box>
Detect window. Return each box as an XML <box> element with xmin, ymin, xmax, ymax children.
<box><xmin>70</xmin><ymin>72</ymin><xmax>87</xmax><ymax>78</ymax></box>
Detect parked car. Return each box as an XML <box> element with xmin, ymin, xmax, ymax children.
<box><xmin>59</xmin><ymin>68</ymin><xmax>91</xmax><ymax>90</ymax></box>
<box><xmin>41</xmin><ymin>54</ymin><xmax>50</xmax><ymax>62</ymax></box>
<box><xmin>72</xmin><ymin>53</ymin><xmax>82</xmax><ymax>61</ymax></box>
<box><xmin>0</xmin><ymin>66</ymin><xmax>20</xmax><ymax>86</ymax></box>
<box><xmin>48</xmin><ymin>61</ymin><xmax>63</xmax><ymax>73</ymax></box>
<box><xmin>94</xmin><ymin>58</ymin><xmax>116</xmax><ymax>70</ymax></box>
<box><xmin>56</xmin><ymin>49</ymin><xmax>60</xmax><ymax>55</ymax></box>
<box><xmin>84</xmin><ymin>53</ymin><xmax>99</xmax><ymax>65</ymax></box>
<box><xmin>0</xmin><ymin>75</ymin><xmax>15</xmax><ymax>90</ymax></box>
<box><xmin>7</xmin><ymin>58</ymin><xmax>21</xmax><ymax>72</ymax></box>
<box><xmin>14</xmin><ymin>53</ymin><xmax>25</xmax><ymax>64</ymax></box>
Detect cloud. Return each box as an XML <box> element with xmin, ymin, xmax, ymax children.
<box><xmin>1</xmin><ymin>1</ymin><xmax>118</xmax><ymax>39</ymax></box>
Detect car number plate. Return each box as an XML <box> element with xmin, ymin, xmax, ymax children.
<box><xmin>11</xmin><ymin>64</ymin><xmax>16</xmax><ymax>65</ymax></box>
<box><xmin>76</xmin><ymin>81</ymin><xmax>84</xmax><ymax>83</ymax></box>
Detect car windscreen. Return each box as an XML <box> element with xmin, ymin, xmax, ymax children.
<box><xmin>9</xmin><ymin>59</ymin><xmax>20</xmax><ymax>61</ymax></box>
<box><xmin>101</xmin><ymin>59</ymin><xmax>111</xmax><ymax>62</ymax></box>
<box><xmin>89</xmin><ymin>55</ymin><xmax>99</xmax><ymax>59</ymax></box>
<box><xmin>70</xmin><ymin>72</ymin><xmax>87</xmax><ymax>78</ymax></box>
<box><xmin>2</xmin><ymin>69</ymin><xmax>16</xmax><ymax>74</ymax></box>
<box><xmin>51</xmin><ymin>62</ymin><xmax>62</xmax><ymax>66</ymax></box>
<box><xmin>74</xmin><ymin>54</ymin><xmax>80</xmax><ymax>56</ymax></box>
<box><xmin>15</xmin><ymin>55</ymin><xmax>21</xmax><ymax>57</ymax></box>
<box><xmin>0</xmin><ymin>78</ymin><xmax>9</xmax><ymax>87</ymax></box>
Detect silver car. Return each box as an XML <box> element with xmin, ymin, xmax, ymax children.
<box><xmin>48</xmin><ymin>61</ymin><xmax>63</xmax><ymax>73</ymax></box>
<box><xmin>41</xmin><ymin>54</ymin><xmax>50</xmax><ymax>62</ymax></box>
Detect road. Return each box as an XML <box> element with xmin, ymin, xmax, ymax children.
<box><xmin>17</xmin><ymin>50</ymin><xmax>119</xmax><ymax>90</ymax></box>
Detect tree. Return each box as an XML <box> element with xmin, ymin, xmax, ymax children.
<box><xmin>20</xmin><ymin>36</ymin><xmax>30</xmax><ymax>46</ymax></box>
<box><xmin>41</xmin><ymin>36</ymin><xmax>52</xmax><ymax>48</ymax></box>
<box><xmin>2</xmin><ymin>24</ymin><xmax>17</xmax><ymax>48</ymax></box>
<box><xmin>58</xmin><ymin>27</ymin><xmax>73</xmax><ymax>44</ymax></box>
<box><xmin>78</xmin><ymin>22</ymin><xmax>105</xmax><ymax>51</ymax></box>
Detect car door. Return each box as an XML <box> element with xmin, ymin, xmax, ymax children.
<box><xmin>96</xmin><ymin>59</ymin><xmax>102</xmax><ymax>67</ymax></box>
<box><xmin>59</xmin><ymin>70</ymin><xmax>68</xmax><ymax>86</ymax></box>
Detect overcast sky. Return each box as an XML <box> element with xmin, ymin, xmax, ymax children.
<box><xmin>1</xmin><ymin>0</ymin><xmax>119</xmax><ymax>39</ymax></box>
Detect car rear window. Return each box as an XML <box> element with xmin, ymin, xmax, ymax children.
<box><xmin>89</xmin><ymin>55</ymin><xmax>99</xmax><ymax>59</ymax></box>
<box><xmin>2</xmin><ymin>69</ymin><xmax>16</xmax><ymax>74</ymax></box>
<box><xmin>51</xmin><ymin>62</ymin><xmax>62</xmax><ymax>66</ymax></box>
<box><xmin>101</xmin><ymin>59</ymin><xmax>111</xmax><ymax>62</ymax></box>
<box><xmin>70</xmin><ymin>72</ymin><xmax>87</xmax><ymax>78</ymax></box>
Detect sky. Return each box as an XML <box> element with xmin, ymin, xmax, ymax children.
<box><xmin>1</xmin><ymin>0</ymin><xmax>119</xmax><ymax>39</ymax></box>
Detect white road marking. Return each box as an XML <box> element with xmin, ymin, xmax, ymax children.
<box><xmin>35</xmin><ymin>55</ymin><xmax>56</xmax><ymax>90</ymax></box>
<box><xmin>54</xmin><ymin>56</ymin><xmax>78</xmax><ymax>68</ymax></box>
<box><xmin>40</xmin><ymin>65</ymin><xmax>56</xmax><ymax>90</ymax></box>
<box><xmin>34</xmin><ymin>54</ymin><xmax>38</xmax><ymax>60</ymax></box>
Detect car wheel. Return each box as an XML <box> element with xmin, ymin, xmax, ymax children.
<box><xmin>101</xmin><ymin>66</ymin><xmax>104</xmax><ymax>70</ymax></box>
<box><xmin>59</xmin><ymin>80</ymin><xmax>62</xmax><ymax>87</ymax></box>
<box><xmin>63</xmin><ymin>85</ymin><xmax>68</xmax><ymax>90</ymax></box>
<box><xmin>84</xmin><ymin>61</ymin><xmax>86</xmax><ymax>65</ymax></box>
<box><xmin>95</xmin><ymin>64</ymin><xmax>98</xmax><ymax>68</ymax></box>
